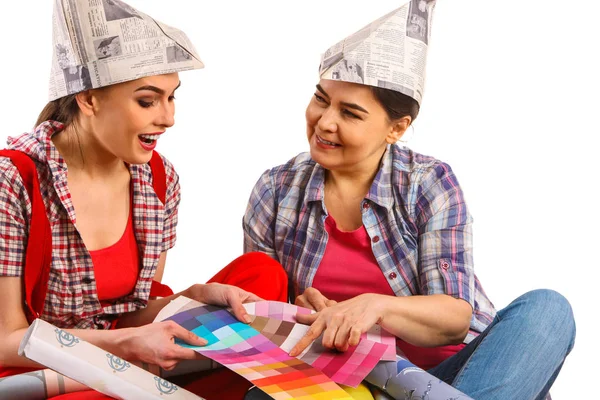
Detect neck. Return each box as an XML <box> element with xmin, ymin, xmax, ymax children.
<box><xmin>52</xmin><ymin>123</ymin><xmax>125</xmax><ymax>178</ymax></box>
<box><xmin>325</xmin><ymin>148</ymin><xmax>386</xmax><ymax>197</ymax></box>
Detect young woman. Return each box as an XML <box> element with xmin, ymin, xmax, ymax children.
<box><xmin>243</xmin><ymin>3</ymin><xmax>575</xmax><ymax>399</ymax></box>
<box><xmin>0</xmin><ymin>1</ymin><xmax>288</xmax><ymax>399</ymax></box>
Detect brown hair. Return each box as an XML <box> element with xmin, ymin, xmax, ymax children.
<box><xmin>35</xmin><ymin>95</ymin><xmax>79</xmax><ymax>128</ymax></box>
<box><xmin>370</xmin><ymin>87</ymin><xmax>420</xmax><ymax>123</ymax></box>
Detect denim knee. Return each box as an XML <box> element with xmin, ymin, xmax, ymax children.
<box><xmin>510</xmin><ymin>289</ymin><xmax>576</xmax><ymax>354</ymax></box>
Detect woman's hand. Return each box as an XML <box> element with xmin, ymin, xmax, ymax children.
<box><xmin>184</xmin><ymin>283</ymin><xmax>263</xmax><ymax>323</ymax></box>
<box><xmin>289</xmin><ymin>293</ymin><xmax>386</xmax><ymax>356</ymax></box>
<box><xmin>294</xmin><ymin>287</ymin><xmax>337</xmax><ymax>311</ymax></box>
<box><xmin>124</xmin><ymin>321</ymin><xmax>207</xmax><ymax>370</ymax></box>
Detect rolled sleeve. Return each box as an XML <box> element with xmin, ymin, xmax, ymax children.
<box><xmin>243</xmin><ymin>170</ymin><xmax>277</xmax><ymax>259</ymax></box>
<box><xmin>160</xmin><ymin>156</ymin><xmax>181</xmax><ymax>252</ymax></box>
<box><xmin>0</xmin><ymin>161</ymin><xmax>28</xmax><ymax>277</ymax></box>
<box><xmin>416</xmin><ymin>162</ymin><xmax>474</xmax><ymax>307</ymax></box>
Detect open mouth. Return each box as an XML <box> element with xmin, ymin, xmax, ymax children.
<box><xmin>139</xmin><ymin>133</ymin><xmax>161</xmax><ymax>144</ymax></box>
<box><xmin>316</xmin><ymin>135</ymin><xmax>340</xmax><ymax>147</ymax></box>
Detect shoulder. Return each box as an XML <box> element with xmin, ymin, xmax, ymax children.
<box><xmin>158</xmin><ymin>152</ymin><xmax>179</xmax><ymax>186</ymax></box>
<box><xmin>390</xmin><ymin>145</ymin><xmax>457</xmax><ymax>188</ymax></box>
<box><xmin>0</xmin><ymin>157</ymin><xmax>30</xmax><ymax>219</ymax></box>
<box><xmin>136</xmin><ymin>152</ymin><xmax>179</xmax><ymax>188</ymax></box>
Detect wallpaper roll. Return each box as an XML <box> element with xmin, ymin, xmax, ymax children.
<box><xmin>18</xmin><ymin>319</ymin><xmax>204</xmax><ymax>400</ymax></box>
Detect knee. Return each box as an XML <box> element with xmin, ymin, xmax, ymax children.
<box><xmin>243</xmin><ymin>252</ymin><xmax>287</xmax><ymax>280</ymax></box>
<box><xmin>514</xmin><ymin>289</ymin><xmax>576</xmax><ymax>352</ymax></box>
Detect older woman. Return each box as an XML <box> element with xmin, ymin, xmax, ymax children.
<box><xmin>243</xmin><ymin>1</ymin><xmax>575</xmax><ymax>399</ymax></box>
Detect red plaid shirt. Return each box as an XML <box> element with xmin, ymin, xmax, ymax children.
<box><xmin>0</xmin><ymin>121</ymin><xmax>181</xmax><ymax>329</ymax></box>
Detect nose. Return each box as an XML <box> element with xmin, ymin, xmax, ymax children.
<box><xmin>157</xmin><ymin>100</ymin><xmax>175</xmax><ymax>128</ymax></box>
<box><xmin>316</xmin><ymin>105</ymin><xmax>337</xmax><ymax>133</ymax></box>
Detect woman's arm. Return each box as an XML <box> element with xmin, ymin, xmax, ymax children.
<box><xmin>116</xmin><ymin>251</ymin><xmax>263</xmax><ymax>328</ymax></box>
<box><xmin>377</xmin><ymin>293</ymin><xmax>471</xmax><ymax>346</ymax></box>
<box><xmin>242</xmin><ymin>170</ymin><xmax>278</xmax><ymax>257</ymax></box>
<box><xmin>0</xmin><ymin>276</ymin><xmax>206</xmax><ymax>370</ymax></box>
<box><xmin>291</xmin><ymin>293</ymin><xmax>471</xmax><ymax>355</ymax></box>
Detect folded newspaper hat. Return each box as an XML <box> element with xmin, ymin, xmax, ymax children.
<box><xmin>319</xmin><ymin>0</ymin><xmax>436</xmax><ymax>105</ymax></box>
<box><xmin>49</xmin><ymin>0</ymin><xmax>204</xmax><ymax>101</ymax></box>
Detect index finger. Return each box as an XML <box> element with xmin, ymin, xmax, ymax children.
<box><xmin>289</xmin><ymin>320</ymin><xmax>325</xmax><ymax>357</ymax></box>
<box><xmin>170</xmin><ymin>323</ymin><xmax>208</xmax><ymax>347</ymax></box>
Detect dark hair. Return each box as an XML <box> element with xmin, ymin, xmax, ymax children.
<box><xmin>35</xmin><ymin>95</ymin><xmax>79</xmax><ymax>128</ymax></box>
<box><xmin>370</xmin><ymin>87</ymin><xmax>420</xmax><ymax>123</ymax></box>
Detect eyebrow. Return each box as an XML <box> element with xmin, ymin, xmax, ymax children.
<box><xmin>316</xmin><ymin>84</ymin><xmax>369</xmax><ymax>114</ymax></box>
<box><xmin>135</xmin><ymin>81</ymin><xmax>181</xmax><ymax>95</ymax></box>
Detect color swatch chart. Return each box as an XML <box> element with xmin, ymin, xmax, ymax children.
<box><xmin>167</xmin><ymin>304</ymin><xmax>353</xmax><ymax>399</ymax></box>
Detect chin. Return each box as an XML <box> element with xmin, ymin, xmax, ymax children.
<box><xmin>122</xmin><ymin>152</ymin><xmax>153</xmax><ymax>166</ymax></box>
<box><xmin>309</xmin><ymin>148</ymin><xmax>334</xmax><ymax>170</ymax></box>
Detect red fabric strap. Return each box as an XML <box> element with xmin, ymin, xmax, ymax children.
<box><xmin>0</xmin><ymin>150</ymin><xmax>52</xmax><ymax>323</ymax></box>
<box><xmin>149</xmin><ymin>150</ymin><xmax>166</xmax><ymax>204</ymax></box>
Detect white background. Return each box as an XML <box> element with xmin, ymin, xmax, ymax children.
<box><xmin>1</xmin><ymin>1</ymin><xmax>597</xmax><ymax>398</ymax></box>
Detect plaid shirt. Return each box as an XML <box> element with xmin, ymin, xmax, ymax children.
<box><xmin>244</xmin><ymin>145</ymin><xmax>496</xmax><ymax>342</ymax></box>
<box><xmin>0</xmin><ymin>121</ymin><xmax>181</xmax><ymax>329</ymax></box>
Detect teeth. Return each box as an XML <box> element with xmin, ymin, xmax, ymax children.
<box><xmin>140</xmin><ymin>134</ymin><xmax>159</xmax><ymax>141</ymax></box>
<box><xmin>318</xmin><ymin>136</ymin><xmax>338</xmax><ymax>146</ymax></box>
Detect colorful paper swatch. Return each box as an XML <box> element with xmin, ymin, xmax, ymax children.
<box><xmin>250</xmin><ymin>315</ymin><xmax>388</xmax><ymax>387</ymax></box>
<box><xmin>244</xmin><ymin>301</ymin><xmax>397</xmax><ymax>361</ymax></box>
<box><xmin>167</xmin><ymin>305</ymin><xmax>353</xmax><ymax>399</ymax></box>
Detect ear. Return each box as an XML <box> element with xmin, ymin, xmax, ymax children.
<box><xmin>74</xmin><ymin>90</ymin><xmax>99</xmax><ymax>117</ymax></box>
<box><xmin>386</xmin><ymin>116</ymin><xmax>412</xmax><ymax>144</ymax></box>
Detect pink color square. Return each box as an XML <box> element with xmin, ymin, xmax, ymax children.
<box><xmin>310</xmin><ymin>351</ymin><xmax>336</xmax><ymax>370</ymax></box>
<box><xmin>246</xmin><ymin>334</ymin><xmax>272</xmax><ymax>348</ymax></box>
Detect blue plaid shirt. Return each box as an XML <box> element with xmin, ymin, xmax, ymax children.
<box><xmin>244</xmin><ymin>145</ymin><xmax>496</xmax><ymax>342</ymax></box>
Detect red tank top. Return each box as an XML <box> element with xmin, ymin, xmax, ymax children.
<box><xmin>313</xmin><ymin>215</ymin><xmax>465</xmax><ymax>370</ymax></box>
<box><xmin>88</xmin><ymin>204</ymin><xmax>139</xmax><ymax>303</ymax></box>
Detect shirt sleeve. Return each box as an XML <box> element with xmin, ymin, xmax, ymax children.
<box><xmin>415</xmin><ymin>161</ymin><xmax>475</xmax><ymax>307</ymax></box>
<box><xmin>0</xmin><ymin>160</ymin><xmax>28</xmax><ymax>277</ymax></box>
<box><xmin>160</xmin><ymin>156</ymin><xmax>181</xmax><ymax>252</ymax></box>
<box><xmin>242</xmin><ymin>170</ymin><xmax>278</xmax><ymax>259</ymax></box>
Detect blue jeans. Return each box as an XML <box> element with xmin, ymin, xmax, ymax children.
<box><xmin>427</xmin><ymin>289</ymin><xmax>576</xmax><ymax>400</ymax></box>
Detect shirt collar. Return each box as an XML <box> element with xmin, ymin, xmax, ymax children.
<box><xmin>302</xmin><ymin>144</ymin><xmax>396</xmax><ymax>210</ymax></box>
<box><xmin>7</xmin><ymin>120</ymin><xmax>67</xmax><ymax>171</ymax></box>
<box><xmin>365</xmin><ymin>145</ymin><xmax>395</xmax><ymax>210</ymax></box>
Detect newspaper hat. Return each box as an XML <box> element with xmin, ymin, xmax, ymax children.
<box><xmin>319</xmin><ymin>0</ymin><xmax>436</xmax><ymax>105</ymax></box>
<box><xmin>49</xmin><ymin>0</ymin><xmax>204</xmax><ymax>101</ymax></box>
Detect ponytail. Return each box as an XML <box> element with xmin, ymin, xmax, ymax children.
<box><xmin>35</xmin><ymin>95</ymin><xmax>79</xmax><ymax>128</ymax></box>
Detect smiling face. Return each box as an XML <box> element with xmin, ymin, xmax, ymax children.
<box><xmin>78</xmin><ymin>73</ymin><xmax>180</xmax><ymax>164</ymax></box>
<box><xmin>305</xmin><ymin>79</ymin><xmax>410</xmax><ymax>174</ymax></box>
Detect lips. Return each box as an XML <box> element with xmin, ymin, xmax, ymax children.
<box><xmin>316</xmin><ymin>135</ymin><xmax>340</xmax><ymax>147</ymax></box>
<box><xmin>138</xmin><ymin>132</ymin><xmax>164</xmax><ymax>151</ymax></box>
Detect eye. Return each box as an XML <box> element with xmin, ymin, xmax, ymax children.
<box><xmin>342</xmin><ymin>109</ymin><xmax>359</xmax><ymax>119</ymax></box>
<box><xmin>168</xmin><ymin>95</ymin><xmax>176</xmax><ymax>102</ymax></box>
<box><xmin>138</xmin><ymin>99</ymin><xmax>154</xmax><ymax>108</ymax></box>
<box><xmin>314</xmin><ymin>93</ymin><xmax>327</xmax><ymax>103</ymax></box>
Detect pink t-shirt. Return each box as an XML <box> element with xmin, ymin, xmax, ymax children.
<box><xmin>312</xmin><ymin>216</ymin><xmax>395</xmax><ymax>302</ymax></box>
<box><xmin>312</xmin><ymin>215</ymin><xmax>465</xmax><ymax>370</ymax></box>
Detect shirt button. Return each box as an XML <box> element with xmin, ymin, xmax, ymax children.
<box><xmin>82</xmin><ymin>277</ymin><xmax>93</xmax><ymax>284</ymax></box>
<box><xmin>372</xmin><ymin>236</ymin><xmax>380</xmax><ymax>243</ymax></box>
<box><xmin>362</xmin><ymin>202</ymin><xmax>370</xmax><ymax>209</ymax></box>
<box><xmin>441</xmin><ymin>261</ymin><xmax>450</xmax><ymax>270</ymax></box>
<box><xmin>388</xmin><ymin>272</ymin><xmax>397</xmax><ymax>279</ymax></box>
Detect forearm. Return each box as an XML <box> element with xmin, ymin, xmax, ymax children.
<box><xmin>378</xmin><ymin>294</ymin><xmax>472</xmax><ymax>347</ymax></box>
<box><xmin>116</xmin><ymin>292</ymin><xmax>184</xmax><ymax>328</ymax></box>
<box><xmin>116</xmin><ymin>284</ymin><xmax>206</xmax><ymax>328</ymax></box>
